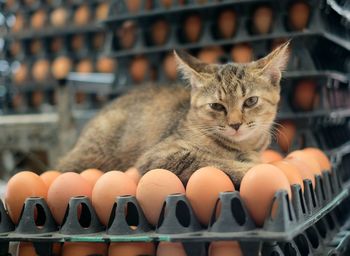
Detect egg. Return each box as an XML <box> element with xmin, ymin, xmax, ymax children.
<box><xmin>31</xmin><ymin>9</ymin><xmax>47</xmax><ymax>29</ymax></box>
<box><xmin>163</xmin><ymin>52</ymin><xmax>177</xmax><ymax>80</ymax></box>
<box><xmin>11</xmin><ymin>93</ymin><xmax>25</xmax><ymax>110</ymax></box>
<box><xmin>12</xmin><ymin>13</ymin><xmax>24</xmax><ymax>32</ymax></box>
<box><xmin>289</xmin><ymin>1</ymin><xmax>310</xmax><ymax>31</ymax></box>
<box><xmin>17</xmin><ymin>242</ymin><xmax>62</xmax><ymax>256</ymax></box>
<box><xmin>24</xmin><ymin>0</ymin><xmax>38</xmax><ymax>6</ymax></box>
<box><xmin>31</xmin><ymin>91</ymin><xmax>44</xmax><ymax>109</ymax></box>
<box><xmin>287</xmin><ymin>150</ymin><xmax>321</xmax><ymax>175</ymax></box>
<box><xmin>13</xmin><ymin>63</ymin><xmax>28</xmax><ymax>84</ymax></box>
<box><xmin>75</xmin><ymin>91</ymin><xmax>86</xmax><ymax>104</ymax></box>
<box><xmin>186</xmin><ymin>167</ymin><xmax>235</xmax><ymax>225</ymax></box>
<box><xmin>129</xmin><ymin>56</ymin><xmax>149</xmax><ymax>83</ymax></box>
<box><xmin>10</xmin><ymin>40</ymin><xmax>21</xmax><ymax>57</ymax></box>
<box><xmin>209</xmin><ymin>241</ymin><xmax>243</xmax><ymax>256</ymax></box>
<box><xmin>157</xmin><ymin>242</ymin><xmax>186</xmax><ymax>256</ymax></box>
<box><xmin>50</xmin><ymin>7</ymin><xmax>68</xmax><ymax>27</ymax></box>
<box><xmin>272</xmin><ymin>160</ymin><xmax>304</xmax><ymax>191</ymax></box>
<box><xmin>29</xmin><ymin>40</ymin><xmax>42</xmax><ymax>56</ymax></box>
<box><xmin>71</xmin><ymin>34</ymin><xmax>84</xmax><ymax>51</ymax></box>
<box><xmin>184</xmin><ymin>14</ymin><xmax>202</xmax><ymax>43</ymax></box>
<box><xmin>80</xmin><ymin>169</ymin><xmax>104</xmax><ymax>187</ymax></box>
<box><xmin>5</xmin><ymin>171</ymin><xmax>47</xmax><ymax>224</ymax></box>
<box><xmin>231</xmin><ymin>43</ymin><xmax>253</xmax><ymax>63</ymax></box>
<box><xmin>271</xmin><ymin>38</ymin><xmax>289</xmax><ymax>51</ymax></box>
<box><xmin>62</xmin><ymin>242</ymin><xmax>107</xmax><ymax>256</ymax></box>
<box><xmin>125</xmin><ymin>167</ymin><xmax>141</xmax><ymax>184</ymax></box>
<box><xmin>32</xmin><ymin>59</ymin><xmax>50</xmax><ymax>81</ymax></box>
<box><xmin>284</xmin><ymin>157</ymin><xmax>316</xmax><ymax>188</ymax></box>
<box><xmin>76</xmin><ymin>59</ymin><xmax>94</xmax><ymax>73</ymax></box>
<box><xmin>5</xmin><ymin>0</ymin><xmax>15</xmax><ymax>10</ymax></box>
<box><xmin>118</xmin><ymin>21</ymin><xmax>137</xmax><ymax>49</ymax></box>
<box><xmin>74</xmin><ymin>4</ymin><xmax>91</xmax><ymax>26</ymax></box>
<box><xmin>303</xmin><ymin>148</ymin><xmax>331</xmax><ymax>171</ymax></box>
<box><xmin>47</xmin><ymin>172</ymin><xmax>93</xmax><ymax>224</ymax></box>
<box><xmin>276</xmin><ymin>120</ymin><xmax>296</xmax><ymax>153</ymax></box>
<box><xmin>136</xmin><ymin>169</ymin><xmax>185</xmax><ymax>226</ymax></box>
<box><xmin>96</xmin><ymin>2</ymin><xmax>109</xmax><ymax>20</ymax></box>
<box><xmin>261</xmin><ymin>149</ymin><xmax>283</xmax><ymax>163</ymax></box>
<box><xmin>92</xmin><ymin>32</ymin><xmax>106</xmax><ymax>50</ymax></box>
<box><xmin>293</xmin><ymin>80</ymin><xmax>317</xmax><ymax>111</ymax></box>
<box><xmin>50</xmin><ymin>37</ymin><xmax>64</xmax><ymax>53</ymax></box>
<box><xmin>109</xmin><ymin>242</ymin><xmax>155</xmax><ymax>256</ymax></box>
<box><xmin>198</xmin><ymin>46</ymin><xmax>224</xmax><ymax>64</ymax></box>
<box><xmin>40</xmin><ymin>170</ymin><xmax>61</xmax><ymax>189</ymax></box>
<box><xmin>151</xmin><ymin>19</ymin><xmax>170</xmax><ymax>46</ymax></box>
<box><xmin>96</xmin><ymin>57</ymin><xmax>116</xmax><ymax>73</ymax></box>
<box><xmin>126</xmin><ymin>0</ymin><xmax>142</xmax><ymax>13</ymax></box>
<box><xmin>52</xmin><ymin>56</ymin><xmax>72</xmax><ymax>79</ymax></box>
<box><xmin>240</xmin><ymin>164</ymin><xmax>291</xmax><ymax>226</ymax></box>
<box><xmin>217</xmin><ymin>9</ymin><xmax>236</xmax><ymax>38</ymax></box>
<box><xmin>252</xmin><ymin>6</ymin><xmax>273</xmax><ymax>35</ymax></box>
<box><xmin>92</xmin><ymin>171</ymin><xmax>137</xmax><ymax>226</ymax></box>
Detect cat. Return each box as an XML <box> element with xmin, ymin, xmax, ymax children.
<box><xmin>57</xmin><ymin>42</ymin><xmax>289</xmax><ymax>188</ymax></box>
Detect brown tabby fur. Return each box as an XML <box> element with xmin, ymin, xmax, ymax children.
<box><xmin>57</xmin><ymin>42</ymin><xmax>289</xmax><ymax>187</ymax></box>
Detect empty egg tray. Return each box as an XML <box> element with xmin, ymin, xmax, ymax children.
<box><xmin>0</xmin><ymin>166</ymin><xmax>348</xmax><ymax>256</ymax></box>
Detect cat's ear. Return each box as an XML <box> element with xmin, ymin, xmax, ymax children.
<box><xmin>252</xmin><ymin>41</ymin><xmax>290</xmax><ymax>86</ymax></box>
<box><xmin>174</xmin><ymin>50</ymin><xmax>217</xmax><ymax>87</ymax></box>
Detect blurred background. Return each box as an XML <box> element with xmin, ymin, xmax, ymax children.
<box><xmin>0</xmin><ymin>0</ymin><xmax>349</xmax><ymax>181</ymax></box>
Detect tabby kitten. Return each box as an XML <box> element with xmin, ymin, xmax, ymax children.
<box><xmin>57</xmin><ymin>42</ymin><xmax>289</xmax><ymax>187</ymax></box>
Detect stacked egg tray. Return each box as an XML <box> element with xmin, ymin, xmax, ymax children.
<box><xmin>0</xmin><ymin>162</ymin><xmax>349</xmax><ymax>255</ymax></box>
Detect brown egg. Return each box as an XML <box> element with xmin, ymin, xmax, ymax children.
<box><xmin>157</xmin><ymin>242</ymin><xmax>186</xmax><ymax>256</ymax></box>
<box><xmin>151</xmin><ymin>19</ymin><xmax>170</xmax><ymax>46</ymax></box>
<box><xmin>284</xmin><ymin>157</ymin><xmax>315</xmax><ymax>188</ymax></box>
<box><xmin>40</xmin><ymin>170</ymin><xmax>61</xmax><ymax>189</ymax></box>
<box><xmin>5</xmin><ymin>171</ymin><xmax>47</xmax><ymax>224</ymax></box>
<box><xmin>118</xmin><ymin>21</ymin><xmax>137</xmax><ymax>49</ymax></box>
<box><xmin>289</xmin><ymin>1</ymin><xmax>310</xmax><ymax>31</ymax></box>
<box><xmin>217</xmin><ymin>9</ymin><xmax>236</xmax><ymax>38</ymax></box>
<box><xmin>293</xmin><ymin>80</ymin><xmax>317</xmax><ymax>111</ymax></box>
<box><xmin>18</xmin><ymin>242</ymin><xmax>62</xmax><ymax>256</ymax></box>
<box><xmin>74</xmin><ymin>4</ymin><xmax>91</xmax><ymax>26</ymax></box>
<box><xmin>287</xmin><ymin>150</ymin><xmax>322</xmax><ymax>176</ymax></box>
<box><xmin>240</xmin><ymin>164</ymin><xmax>291</xmax><ymax>226</ymax></box>
<box><xmin>10</xmin><ymin>41</ymin><xmax>21</xmax><ymax>56</ymax></box>
<box><xmin>277</xmin><ymin>120</ymin><xmax>296</xmax><ymax>153</ymax></box>
<box><xmin>47</xmin><ymin>172</ymin><xmax>93</xmax><ymax>224</ymax></box>
<box><xmin>96</xmin><ymin>57</ymin><xmax>116</xmax><ymax>73</ymax></box>
<box><xmin>129</xmin><ymin>56</ymin><xmax>149</xmax><ymax>83</ymax></box>
<box><xmin>186</xmin><ymin>167</ymin><xmax>235</xmax><ymax>225</ymax></box>
<box><xmin>303</xmin><ymin>148</ymin><xmax>331</xmax><ymax>171</ymax></box>
<box><xmin>52</xmin><ymin>56</ymin><xmax>72</xmax><ymax>79</ymax></box>
<box><xmin>50</xmin><ymin>7</ymin><xmax>68</xmax><ymax>27</ymax></box>
<box><xmin>5</xmin><ymin>0</ymin><xmax>15</xmax><ymax>10</ymax></box>
<box><xmin>209</xmin><ymin>241</ymin><xmax>243</xmax><ymax>256</ymax></box>
<box><xmin>136</xmin><ymin>169</ymin><xmax>185</xmax><ymax>226</ymax></box>
<box><xmin>92</xmin><ymin>171</ymin><xmax>137</xmax><ymax>226</ymax></box>
<box><xmin>184</xmin><ymin>14</ymin><xmax>202</xmax><ymax>43</ymax></box>
<box><xmin>31</xmin><ymin>9</ymin><xmax>47</xmax><ymax>29</ymax></box>
<box><xmin>95</xmin><ymin>2</ymin><xmax>109</xmax><ymax>20</ymax></box>
<box><xmin>12</xmin><ymin>93</ymin><xmax>25</xmax><ymax>110</ymax></box>
<box><xmin>92</xmin><ymin>32</ymin><xmax>106</xmax><ymax>50</ymax></box>
<box><xmin>231</xmin><ymin>43</ymin><xmax>253</xmax><ymax>63</ymax></box>
<box><xmin>29</xmin><ymin>39</ymin><xmax>43</xmax><ymax>55</ymax></box>
<box><xmin>24</xmin><ymin>0</ymin><xmax>38</xmax><ymax>6</ymax></box>
<box><xmin>163</xmin><ymin>52</ymin><xmax>177</xmax><ymax>80</ymax></box>
<box><xmin>71</xmin><ymin>34</ymin><xmax>84</xmax><ymax>51</ymax></box>
<box><xmin>32</xmin><ymin>59</ymin><xmax>50</xmax><ymax>81</ymax></box>
<box><xmin>252</xmin><ymin>6</ymin><xmax>273</xmax><ymax>35</ymax></box>
<box><xmin>272</xmin><ymin>160</ymin><xmax>304</xmax><ymax>191</ymax></box>
<box><xmin>31</xmin><ymin>91</ymin><xmax>44</xmax><ymax>108</ymax></box>
<box><xmin>76</xmin><ymin>59</ymin><xmax>94</xmax><ymax>73</ymax></box>
<box><xmin>109</xmin><ymin>243</ymin><xmax>155</xmax><ymax>256</ymax></box>
<box><xmin>12</xmin><ymin>13</ymin><xmax>25</xmax><ymax>32</ymax></box>
<box><xmin>198</xmin><ymin>46</ymin><xmax>224</xmax><ymax>64</ymax></box>
<box><xmin>62</xmin><ymin>243</ymin><xmax>107</xmax><ymax>256</ymax></box>
<box><xmin>80</xmin><ymin>169</ymin><xmax>104</xmax><ymax>187</ymax></box>
<box><xmin>126</xmin><ymin>0</ymin><xmax>142</xmax><ymax>13</ymax></box>
<box><xmin>261</xmin><ymin>149</ymin><xmax>283</xmax><ymax>163</ymax></box>
<box><xmin>271</xmin><ymin>38</ymin><xmax>289</xmax><ymax>51</ymax></box>
<box><xmin>13</xmin><ymin>63</ymin><xmax>28</xmax><ymax>84</ymax></box>
<box><xmin>125</xmin><ymin>167</ymin><xmax>141</xmax><ymax>185</ymax></box>
<box><xmin>50</xmin><ymin>37</ymin><xmax>64</xmax><ymax>53</ymax></box>
<box><xmin>75</xmin><ymin>91</ymin><xmax>86</xmax><ymax>104</ymax></box>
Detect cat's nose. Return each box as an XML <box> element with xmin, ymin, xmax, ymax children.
<box><xmin>229</xmin><ymin>123</ymin><xmax>242</xmax><ymax>131</ymax></box>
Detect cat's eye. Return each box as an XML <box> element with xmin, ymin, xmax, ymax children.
<box><xmin>209</xmin><ymin>103</ymin><xmax>226</xmax><ymax>113</ymax></box>
<box><xmin>243</xmin><ymin>96</ymin><xmax>258</xmax><ymax>108</ymax></box>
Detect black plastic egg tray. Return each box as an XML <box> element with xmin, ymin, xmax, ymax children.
<box><xmin>0</xmin><ymin>166</ymin><xmax>348</xmax><ymax>256</ymax></box>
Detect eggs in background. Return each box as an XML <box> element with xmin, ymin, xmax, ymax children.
<box><xmin>276</xmin><ymin>120</ymin><xmax>296</xmax><ymax>153</ymax></box>
<box><xmin>52</xmin><ymin>56</ymin><xmax>72</xmax><ymax>79</ymax></box>
<box><xmin>231</xmin><ymin>43</ymin><xmax>253</xmax><ymax>63</ymax></box>
<box><xmin>261</xmin><ymin>149</ymin><xmax>283</xmax><ymax>163</ymax></box>
<box><xmin>184</xmin><ymin>14</ymin><xmax>202</xmax><ymax>43</ymax></box>
<box><xmin>217</xmin><ymin>9</ymin><xmax>236</xmax><ymax>39</ymax></box>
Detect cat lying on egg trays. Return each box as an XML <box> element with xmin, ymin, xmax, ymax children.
<box><xmin>58</xmin><ymin>42</ymin><xmax>290</xmax><ymax>188</ymax></box>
